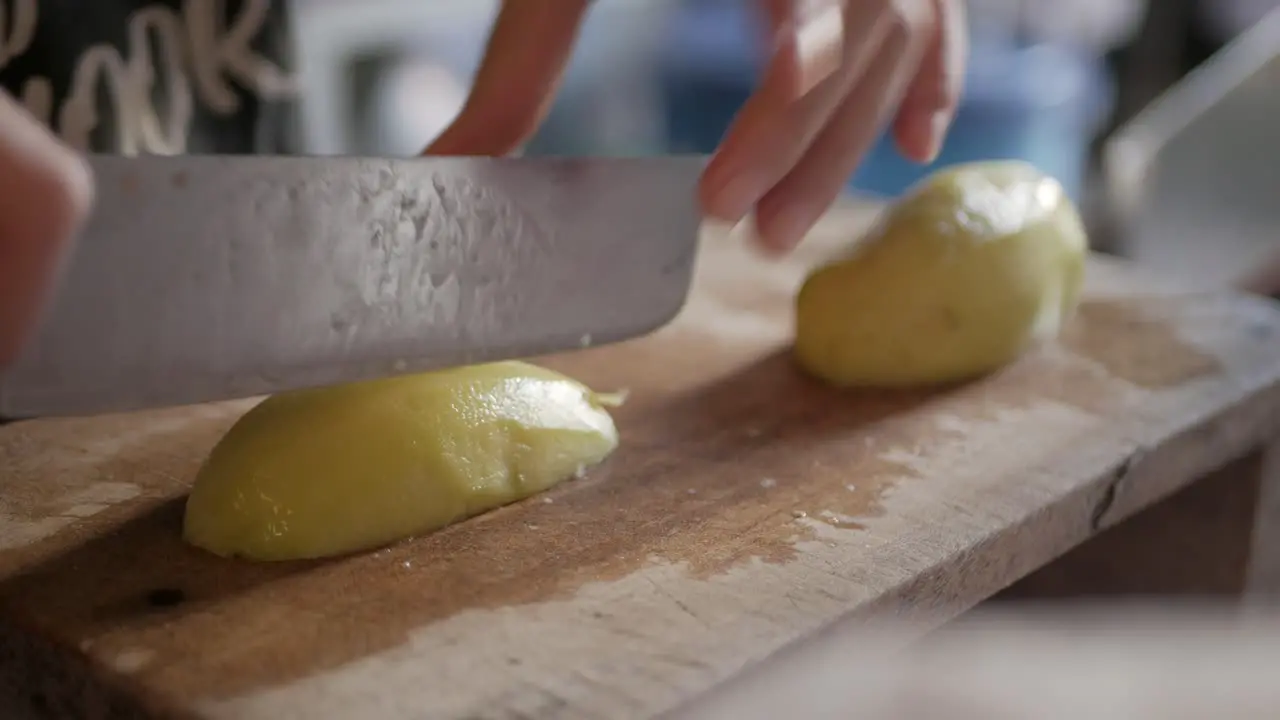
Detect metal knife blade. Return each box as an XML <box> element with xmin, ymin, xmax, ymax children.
<box><xmin>0</xmin><ymin>154</ymin><xmax>705</xmax><ymax>418</ymax></box>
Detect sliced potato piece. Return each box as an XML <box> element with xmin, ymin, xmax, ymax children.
<box><xmin>184</xmin><ymin>361</ymin><xmax>619</xmax><ymax>561</ymax></box>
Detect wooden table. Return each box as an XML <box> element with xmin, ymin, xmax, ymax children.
<box><xmin>1</xmin><ymin>204</ymin><xmax>1278</xmax><ymax>719</ymax></box>
<box><xmin>678</xmin><ymin>606</ymin><xmax>1280</xmax><ymax>719</ymax></box>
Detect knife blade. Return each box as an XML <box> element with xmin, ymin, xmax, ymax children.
<box><xmin>0</xmin><ymin>154</ymin><xmax>705</xmax><ymax>418</ymax></box>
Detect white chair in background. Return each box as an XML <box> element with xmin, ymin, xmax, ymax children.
<box><xmin>1104</xmin><ymin>7</ymin><xmax>1280</xmax><ymax>291</ymax></box>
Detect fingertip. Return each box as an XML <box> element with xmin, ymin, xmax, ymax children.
<box><xmin>891</xmin><ymin>116</ymin><xmax>926</xmax><ymax>165</ymax></box>
<box><xmin>696</xmin><ymin>184</ymin><xmax>734</xmax><ymax>225</ymax></box>
<box><xmin>892</xmin><ymin>0</ymin><xmax>965</xmax><ymax>165</ymax></box>
<box><xmin>893</xmin><ymin>108</ymin><xmax>950</xmax><ymax>165</ymax></box>
<box><xmin>753</xmin><ymin>199</ymin><xmax>819</xmax><ymax>256</ymax></box>
<box><xmin>926</xmin><ymin>110</ymin><xmax>953</xmax><ymax>160</ymax></box>
<box><xmin>699</xmin><ymin>152</ymin><xmax>772</xmax><ymax>225</ymax></box>
<box><xmin>697</xmin><ymin>157</ymin><xmax>736</xmax><ymax>222</ymax></box>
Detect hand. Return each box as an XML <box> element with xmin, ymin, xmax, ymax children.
<box><xmin>426</xmin><ymin>0</ymin><xmax>967</xmax><ymax>255</ymax></box>
<box><xmin>0</xmin><ymin>92</ymin><xmax>94</xmax><ymax>369</ymax></box>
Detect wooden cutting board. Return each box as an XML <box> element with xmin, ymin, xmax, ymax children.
<box><xmin>2</xmin><ymin>204</ymin><xmax>1280</xmax><ymax>720</ymax></box>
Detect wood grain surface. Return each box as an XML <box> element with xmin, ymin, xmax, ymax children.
<box><xmin>2</xmin><ymin>205</ymin><xmax>1280</xmax><ymax>719</ymax></box>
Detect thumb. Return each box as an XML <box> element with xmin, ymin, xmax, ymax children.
<box><xmin>425</xmin><ymin>0</ymin><xmax>592</xmax><ymax>156</ymax></box>
<box><xmin>0</xmin><ymin>93</ymin><xmax>93</xmax><ymax>368</ymax></box>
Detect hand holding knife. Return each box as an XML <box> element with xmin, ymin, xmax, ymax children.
<box><xmin>0</xmin><ymin>0</ymin><xmax>966</xmax><ymax>418</ymax></box>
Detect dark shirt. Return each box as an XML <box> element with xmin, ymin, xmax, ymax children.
<box><xmin>0</xmin><ymin>0</ymin><xmax>300</xmax><ymax>424</ymax></box>
<box><xmin>0</xmin><ymin>0</ymin><xmax>300</xmax><ymax>154</ymax></box>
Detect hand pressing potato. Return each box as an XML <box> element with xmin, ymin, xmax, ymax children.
<box><xmin>428</xmin><ymin>0</ymin><xmax>969</xmax><ymax>255</ymax></box>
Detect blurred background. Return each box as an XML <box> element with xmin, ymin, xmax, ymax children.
<box><xmin>288</xmin><ymin>0</ymin><xmax>1280</xmax><ymax>291</ymax></box>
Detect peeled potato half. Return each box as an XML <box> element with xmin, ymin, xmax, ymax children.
<box><xmin>184</xmin><ymin>361</ymin><xmax>620</xmax><ymax>562</ymax></box>
<box><xmin>795</xmin><ymin>161</ymin><xmax>1088</xmax><ymax>388</ymax></box>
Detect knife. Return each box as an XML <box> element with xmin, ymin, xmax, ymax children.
<box><xmin>0</xmin><ymin>154</ymin><xmax>705</xmax><ymax>418</ymax></box>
